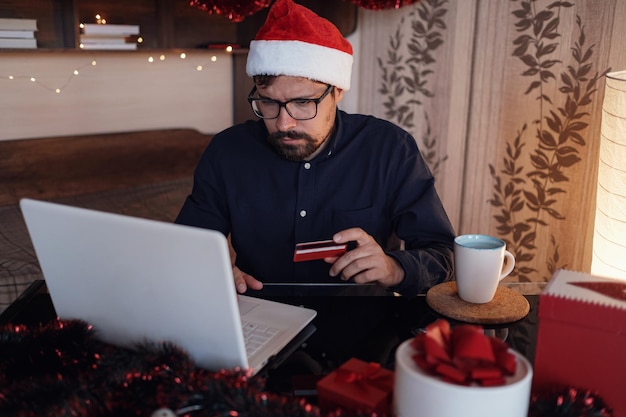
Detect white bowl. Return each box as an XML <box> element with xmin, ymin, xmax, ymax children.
<box><xmin>393</xmin><ymin>339</ymin><xmax>532</xmax><ymax>417</ymax></box>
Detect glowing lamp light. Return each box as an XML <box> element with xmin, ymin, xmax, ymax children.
<box><xmin>591</xmin><ymin>70</ymin><xmax>626</xmax><ymax>281</ymax></box>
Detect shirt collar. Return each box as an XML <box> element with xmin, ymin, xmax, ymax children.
<box><xmin>316</xmin><ymin>108</ymin><xmax>344</xmax><ymax>161</ymax></box>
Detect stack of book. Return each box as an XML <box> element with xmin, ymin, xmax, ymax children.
<box><xmin>0</xmin><ymin>18</ymin><xmax>38</xmax><ymax>49</ymax></box>
<box><xmin>79</xmin><ymin>23</ymin><xmax>140</xmax><ymax>50</ymax></box>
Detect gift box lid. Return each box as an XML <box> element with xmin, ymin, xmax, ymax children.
<box><xmin>539</xmin><ymin>269</ymin><xmax>626</xmax><ymax>332</ymax></box>
<box><xmin>316</xmin><ymin>358</ymin><xmax>394</xmax><ymax>413</ymax></box>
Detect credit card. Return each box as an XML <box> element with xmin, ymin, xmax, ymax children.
<box><xmin>293</xmin><ymin>239</ymin><xmax>347</xmax><ymax>262</ymax></box>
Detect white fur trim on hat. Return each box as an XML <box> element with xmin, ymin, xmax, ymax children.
<box><xmin>246</xmin><ymin>39</ymin><xmax>353</xmax><ymax>91</ymax></box>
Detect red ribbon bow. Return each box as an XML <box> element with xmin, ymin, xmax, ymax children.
<box><xmin>334</xmin><ymin>361</ymin><xmax>394</xmax><ymax>391</ymax></box>
<box><xmin>411</xmin><ymin>319</ymin><xmax>517</xmax><ymax>386</ymax></box>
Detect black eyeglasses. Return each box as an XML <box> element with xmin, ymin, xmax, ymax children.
<box><xmin>247</xmin><ymin>84</ymin><xmax>333</xmax><ymax>120</ymax></box>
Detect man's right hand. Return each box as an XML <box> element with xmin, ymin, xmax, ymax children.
<box><xmin>233</xmin><ymin>265</ymin><xmax>263</xmax><ymax>293</ymax></box>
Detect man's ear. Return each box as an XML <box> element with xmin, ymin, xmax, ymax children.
<box><xmin>334</xmin><ymin>87</ymin><xmax>345</xmax><ymax>103</ymax></box>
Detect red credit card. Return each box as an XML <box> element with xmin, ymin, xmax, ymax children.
<box><xmin>293</xmin><ymin>239</ymin><xmax>347</xmax><ymax>262</ymax></box>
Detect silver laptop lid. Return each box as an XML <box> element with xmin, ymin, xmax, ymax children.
<box><xmin>20</xmin><ymin>198</ymin><xmax>248</xmax><ymax>371</ymax></box>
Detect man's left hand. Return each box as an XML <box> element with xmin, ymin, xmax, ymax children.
<box><xmin>326</xmin><ymin>227</ymin><xmax>404</xmax><ymax>288</ymax></box>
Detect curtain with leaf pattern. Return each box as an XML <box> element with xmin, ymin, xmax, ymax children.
<box><xmin>356</xmin><ymin>0</ymin><xmax>626</xmax><ymax>293</ymax></box>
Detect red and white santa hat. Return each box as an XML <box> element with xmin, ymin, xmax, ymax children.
<box><xmin>246</xmin><ymin>0</ymin><xmax>353</xmax><ymax>91</ymax></box>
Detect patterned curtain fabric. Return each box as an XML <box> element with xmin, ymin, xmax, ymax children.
<box><xmin>357</xmin><ymin>0</ymin><xmax>626</xmax><ymax>293</ymax></box>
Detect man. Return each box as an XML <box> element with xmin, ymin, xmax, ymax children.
<box><xmin>175</xmin><ymin>0</ymin><xmax>455</xmax><ymax>298</ymax></box>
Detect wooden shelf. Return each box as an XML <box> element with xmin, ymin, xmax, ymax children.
<box><xmin>0</xmin><ymin>0</ymin><xmax>356</xmax><ymax>51</ymax></box>
<box><xmin>0</xmin><ymin>0</ymin><xmax>237</xmax><ymax>50</ymax></box>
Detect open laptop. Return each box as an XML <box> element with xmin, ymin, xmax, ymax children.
<box><xmin>19</xmin><ymin>198</ymin><xmax>316</xmax><ymax>375</ymax></box>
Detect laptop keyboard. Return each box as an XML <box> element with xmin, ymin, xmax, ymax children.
<box><xmin>242</xmin><ymin>321</ymin><xmax>279</xmax><ymax>356</ymax></box>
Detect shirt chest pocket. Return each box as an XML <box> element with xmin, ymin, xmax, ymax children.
<box><xmin>332</xmin><ymin>206</ymin><xmax>380</xmax><ymax>235</ymax></box>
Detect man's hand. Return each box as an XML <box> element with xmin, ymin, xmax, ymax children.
<box><xmin>327</xmin><ymin>227</ymin><xmax>405</xmax><ymax>288</ymax></box>
<box><xmin>233</xmin><ymin>265</ymin><xmax>263</xmax><ymax>294</ymax></box>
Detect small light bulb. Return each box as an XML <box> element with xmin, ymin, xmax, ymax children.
<box><xmin>148</xmin><ymin>56</ymin><xmax>154</xmax><ymax>63</ymax></box>
<box><xmin>159</xmin><ymin>55</ymin><xmax>165</xmax><ymax>61</ymax></box>
<box><xmin>73</xmin><ymin>70</ymin><xmax>79</xmax><ymax>75</ymax></box>
<box><xmin>179</xmin><ymin>53</ymin><xmax>186</xmax><ymax>59</ymax></box>
<box><xmin>8</xmin><ymin>75</ymin><xmax>14</xmax><ymax>80</ymax></box>
<box><xmin>55</xmin><ymin>88</ymin><xmax>61</xmax><ymax>93</ymax></box>
<box><xmin>211</xmin><ymin>56</ymin><xmax>217</xmax><ymax>62</ymax></box>
<box><xmin>91</xmin><ymin>60</ymin><xmax>97</xmax><ymax>66</ymax></box>
<box><xmin>30</xmin><ymin>77</ymin><xmax>36</xmax><ymax>82</ymax></box>
<box><xmin>226</xmin><ymin>45</ymin><xmax>233</xmax><ymax>52</ymax></box>
<box><xmin>196</xmin><ymin>65</ymin><xmax>203</xmax><ymax>71</ymax></box>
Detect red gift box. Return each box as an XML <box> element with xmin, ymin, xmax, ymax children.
<box><xmin>533</xmin><ymin>269</ymin><xmax>626</xmax><ymax>416</ymax></box>
<box><xmin>316</xmin><ymin>358</ymin><xmax>394</xmax><ymax>415</ymax></box>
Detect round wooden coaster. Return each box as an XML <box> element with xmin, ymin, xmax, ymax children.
<box><xmin>426</xmin><ymin>281</ymin><xmax>530</xmax><ymax>325</ymax></box>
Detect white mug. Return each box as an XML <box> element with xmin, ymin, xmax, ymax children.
<box><xmin>454</xmin><ymin>234</ymin><xmax>515</xmax><ymax>304</ymax></box>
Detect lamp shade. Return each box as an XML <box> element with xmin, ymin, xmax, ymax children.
<box><xmin>592</xmin><ymin>70</ymin><xmax>626</xmax><ymax>281</ymax></box>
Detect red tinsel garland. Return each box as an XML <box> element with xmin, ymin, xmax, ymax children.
<box><xmin>188</xmin><ymin>0</ymin><xmax>422</xmax><ymax>22</ymax></box>
<box><xmin>0</xmin><ymin>319</ymin><xmax>375</xmax><ymax>417</ymax></box>
<box><xmin>348</xmin><ymin>0</ymin><xmax>421</xmax><ymax>10</ymax></box>
<box><xmin>188</xmin><ymin>0</ymin><xmax>272</xmax><ymax>22</ymax></box>
<box><xmin>529</xmin><ymin>387</ymin><xmax>613</xmax><ymax>417</ymax></box>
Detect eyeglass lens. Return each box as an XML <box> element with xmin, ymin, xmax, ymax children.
<box><xmin>248</xmin><ymin>85</ymin><xmax>331</xmax><ymax>121</ymax></box>
<box><xmin>252</xmin><ymin>100</ymin><xmax>317</xmax><ymax>120</ymax></box>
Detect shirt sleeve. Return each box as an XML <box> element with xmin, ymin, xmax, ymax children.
<box><xmin>383</xmin><ymin>132</ymin><xmax>456</xmax><ymax>296</ymax></box>
<box><xmin>175</xmin><ymin>139</ymin><xmax>231</xmax><ymax>236</ymax></box>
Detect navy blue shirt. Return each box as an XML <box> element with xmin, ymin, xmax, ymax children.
<box><xmin>176</xmin><ymin>110</ymin><xmax>455</xmax><ymax>296</ymax></box>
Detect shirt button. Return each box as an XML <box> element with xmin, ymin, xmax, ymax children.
<box><xmin>304</xmin><ymin>162</ymin><xmax>311</xmax><ymax>170</ymax></box>
<box><xmin>300</xmin><ymin>210</ymin><xmax>307</xmax><ymax>217</ymax></box>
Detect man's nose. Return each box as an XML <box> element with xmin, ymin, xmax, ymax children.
<box><xmin>275</xmin><ymin>106</ymin><xmax>298</xmax><ymax>131</ymax></box>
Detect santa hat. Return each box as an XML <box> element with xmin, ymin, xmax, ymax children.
<box><xmin>246</xmin><ymin>0</ymin><xmax>353</xmax><ymax>91</ymax></box>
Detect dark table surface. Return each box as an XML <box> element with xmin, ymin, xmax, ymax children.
<box><xmin>0</xmin><ymin>280</ymin><xmax>540</xmax><ymax>396</ymax></box>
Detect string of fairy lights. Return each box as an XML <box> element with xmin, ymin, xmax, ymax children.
<box><xmin>0</xmin><ymin>14</ymin><xmax>235</xmax><ymax>94</ymax></box>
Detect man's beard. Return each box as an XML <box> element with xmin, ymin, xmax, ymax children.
<box><xmin>267</xmin><ymin>130</ymin><xmax>322</xmax><ymax>161</ymax></box>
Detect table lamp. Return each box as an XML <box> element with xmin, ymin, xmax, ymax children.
<box><xmin>591</xmin><ymin>70</ymin><xmax>626</xmax><ymax>281</ymax></box>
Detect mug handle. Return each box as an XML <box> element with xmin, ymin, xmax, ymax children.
<box><xmin>499</xmin><ymin>250</ymin><xmax>516</xmax><ymax>280</ymax></box>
